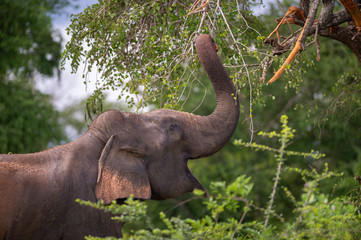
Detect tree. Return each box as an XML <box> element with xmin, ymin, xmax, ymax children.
<box><xmin>62</xmin><ymin>0</ymin><xmax>263</xmax><ymax>111</ymax></box>
<box><xmin>0</xmin><ymin>0</ymin><xmax>70</xmax><ymax>153</ymax></box>
<box><xmin>0</xmin><ymin>79</ymin><xmax>65</xmax><ymax>153</ymax></box>
<box><xmin>0</xmin><ymin>0</ymin><xmax>69</xmax><ymax>78</ymax></box>
<box><xmin>264</xmin><ymin>0</ymin><xmax>361</xmax><ymax>83</ymax></box>
<box><xmin>63</xmin><ymin>0</ymin><xmax>360</xmax><ymax>107</ymax></box>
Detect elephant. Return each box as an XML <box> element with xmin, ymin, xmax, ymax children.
<box><xmin>0</xmin><ymin>34</ymin><xmax>240</xmax><ymax>240</ymax></box>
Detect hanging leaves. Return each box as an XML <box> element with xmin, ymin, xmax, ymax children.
<box><xmin>62</xmin><ymin>0</ymin><xmax>264</xmax><ymax>111</ymax></box>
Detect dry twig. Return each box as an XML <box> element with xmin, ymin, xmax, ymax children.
<box><xmin>267</xmin><ymin>0</ymin><xmax>320</xmax><ymax>84</ymax></box>
<box><xmin>187</xmin><ymin>0</ymin><xmax>209</xmax><ymax>16</ymax></box>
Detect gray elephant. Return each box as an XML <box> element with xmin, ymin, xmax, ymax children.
<box><xmin>0</xmin><ymin>34</ymin><xmax>239</xmax><ymax>240</ymax></box>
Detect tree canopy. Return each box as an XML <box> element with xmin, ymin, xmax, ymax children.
<box><xmin>0</xmin><ymin>0</ymin><xmax>69</xmax><ymax>78</ymax></box>
<box><xmin>63</xmin><ymin>0</ymin><xmax>361</xmax><ymax>110</ymax></box>
<box><xmin>0</xmin><ymin>0</ymin><xmax>70</xmax><ymax>153</ymax></box>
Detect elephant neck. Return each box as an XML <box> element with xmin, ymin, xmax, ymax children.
<box><xmin>53</xmin><ymin>131</ymin><xmax>105</xmax><ymax>193</ymax></box>
<box><xmin>39</xmin><ymin>130</ymin><xmax>106</xmax><ymax>173</ymax></box>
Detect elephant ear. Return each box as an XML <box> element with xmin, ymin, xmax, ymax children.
<box><xmin>95</xmin><ymin>135</ymin><xmax>151</xmax><ymax>204</ymax></box>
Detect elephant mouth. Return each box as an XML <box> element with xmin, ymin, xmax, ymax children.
<box><xmin>185</xmin><ymin>161</ymin><xmax>208</xmax><ymax>197</ymax></box>
<box><xmin>115</xmin><ymin>198</ymin><xmax>127</xmax><ymax>204</ymax></box>
<box><xmin>149</xmin><ymin>159</ymin><xmax>207</xmax><ymax>200</ymax></box>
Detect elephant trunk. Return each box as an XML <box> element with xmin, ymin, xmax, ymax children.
<box><xmin>189</xmin><ymin>34</ymin><xmax>240</xmax><ymax>159</ymax></box>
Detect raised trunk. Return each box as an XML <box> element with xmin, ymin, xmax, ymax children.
<box><xmin>190</xmin><ymin>34</ymin><xmax>240</xmax><ymax>159</ymax></box>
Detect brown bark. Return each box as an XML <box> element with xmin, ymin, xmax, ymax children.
<box><xmin>320</xmin><ymin>26</ymin><xmax>361</xmax><ymax>62</ymax></box>
<box><xmin>264</xmin><ymin>0</ymin><xmax>361</xmax><ymax>83</ymax></box>
<box><xmin>267</xmin><ymin>0</ymin><xmax>320</xmax><ymax>83</ymax></box>
<box><xmin>339</xmin><ymin>0</ymin><xmax>361</xmax><ymax>30</ymax></box>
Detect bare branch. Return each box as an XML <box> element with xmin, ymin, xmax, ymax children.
<box><xmin>299</xmin><ymin>0</ymin><xmax>310</xmax><ymax>16</ymax></box>
<box><xmin>265</xmin><ymin>6</ymin><xmax>306</xmax><ymax>42</ymax></box>
<box><xmin>318</xmin><ymin>0</ymin><xmax>335</xmax><ymax>26</ymax></box>
<box><xmin>264</xmin><ymin>0</ymin><xmax>361</xmax><ymax>84</ymax></box>
<box><xmin>260</xmin><ymin>57</ymin><xmax>273</xmax><ymax>83</ymax></box>
<box><xmin>339</xmin><ymin>0</ymin><xmax>361</xmax><ymax>30</ymax></box>
<box><xmin>314</xmin><ymin>24</ymin><xmax>321</xmax><ymax>61</ymax></box>
<box><xmin>299</xmin><ymin>0</ymin><xmax>321</xmax><ymax>48</ymax></box>
<box><xmin>267</xmin><ymin>0</ymin><xmax>320</xmax><ymax>84</ymax></box>
<box><xmin>187</xmin><ymin>0</ymin><xmax>209</xmax><ymax>16</ymax></box>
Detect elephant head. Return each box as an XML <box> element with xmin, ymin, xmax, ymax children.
<box><xmin>93</xmin><ymin>34</ymin><xmax>240</xmax><ymax>204</ymax></box>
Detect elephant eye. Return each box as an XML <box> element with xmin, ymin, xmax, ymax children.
<box><xmin>169</xmin><ymin>124</ymin><xmax>178</xmax><ymax>131</ymax></box>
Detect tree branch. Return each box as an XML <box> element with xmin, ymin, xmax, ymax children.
<box><xmin>339</xmin><ymin>0</ymin><xmax>361</xmax><ymax>30</ymax></box>
<box><xmin>319</xmin><ymin>0</ymin><xmax>335</xmax><ymax>27</ymax></box>
<box><xmin>299</xmin><ymin>0</ymin><xmax>321</xmax><ymax>47</ymax></box>
<box><xmin>267</xmin><ymin>0</ymin><xmax>320</xmax><ymax>84</ymax></box>
<box><xmin>264</xmin><ymin>1</ymin><xmax>361</xmax><ymax>83</ymax></box>
<box><xmin>299</xmin><ymin>0</ymin><xmax>310</xmax><ymax>17</ymax></box>
<box><xmin>319</xmin><ymin>25</ymin><xmax>361</xmax><ymax>62</ymax></box>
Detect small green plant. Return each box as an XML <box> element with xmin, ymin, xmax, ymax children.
<box><xmin>234</xmin><ymin>115</ymin><xmax>325</xmax><ymax>227</ymax></box>
<box><xmin>79</xmin><ymin>115</ymin><xmax>361</xmax><ymax>239</ymax></box>
<box><xmin>80</xmin><ymin>176</ymin><xmax>260</xmax><ymax>240</ymax></box>
<box><xmin>76</xmin><ymin>197</ymin><xmax>147</xmax><ymax>224</ymax></box>
<box><xmin>259</xmin><ymin>165</ymin><xmax>360</xmax><ymax>240</ymax></box>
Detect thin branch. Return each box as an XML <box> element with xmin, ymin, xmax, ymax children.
<box><xmin>230</xmin><ymin>198</ymin><xmax>250</xmax><ymax>240</ymax></box>
<box><xmin>267</xmin><ymin>0</ymin><xmax>320</xmax><ymax>84</ymax></box>
<box><xmin>197</xmin><ymin>8</ymin><xmax>208</xmax><ymax>34</ymax></box>
<box><xmin>260</xmin><ymin>57</ymin><xmax>273</xmax><ymax>83</ymax></box>
<box><xmin>277</xmin><ymin>0</ymin><xmax>295</xmax><ymax>34</ymax></box>
<box><xmin>264</xmin><ymin>147</ymin><xmax>285</xmax><ymax>227</ymax></box>
<box><xmin>216</xmin><ymin>0</ymin><xmax>255</xmax><ymax>144</ymax></box>
<box><xmin>187</xmin><ymin>0</ymin><xmax>209</xmax><ymax>16</ymax></box>
<box><xmin>315</xmin><ymin>24</ymin><xmax>321</xmax><ymax>61</ymax></box>
<box><xmin>191</xmin><ymin>79</ymin><xmax>208</xmax><ymax>114</ymax></box>
<box><xmin>296</xmin><ymin>184</ymin><xmax>314</xmax><ymax>227</ymax></box>
<box><xmin>165</xmin><ymin>196</ymin><xmax>202</xmax><ymax>214</ymax></box>
<box><xmin>344</xmin><ymin>107</ymin><xmax>361</xmax><ymax>128</ymax></box>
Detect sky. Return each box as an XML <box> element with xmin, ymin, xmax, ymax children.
<box><xmin>36</xmin><ymin>0</ymin><xmax>118</xmax><ymax>110</ymax></box>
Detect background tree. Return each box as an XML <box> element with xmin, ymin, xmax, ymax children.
<box><xmin>0</xmin><ymin>80</ymin><xmax>65</xmax><ymax>153</ymax></box>
<box><xmin>0</xmin><ymin>0</ymin><xmax>70</xmax><ymax>153</ymax></box>
<box><xmin>0</xmin><ymin>0</ymin><xmax>69</xmax><ymax>78</ymax></box>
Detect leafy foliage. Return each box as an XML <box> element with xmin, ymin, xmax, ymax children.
<box><xmin>82</xmin><ymin>178</ymin><xmax>361</xmax><ymax>239</ymax></box>
<box><xmin>0</xmin><ymin>79</ymin><xmax>65</xmax><ymax>153</ymax></box>
<box><xmin>62</xmin><ymin>0</ymin><xmax>264</xmax><ymax>110</ymax></box>
<box><xmin>0</xmin><ymin>0</ymin><xmax>67</xmax><ymax>78</ymax></box>
<box><xmin>0</xmin><ymin>0</ymin><xmax>70</xmax><ymax>153</ymax></box>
